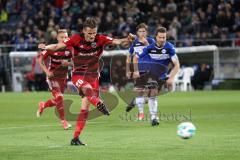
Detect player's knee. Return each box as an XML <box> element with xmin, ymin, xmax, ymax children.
<box><xmin>81</xmin><ymin>85</ymin><xmax>93</xmax><ymax>97</ymax></box>
<box><xmin>149</xmin><ymin>89</ymin><xmax>158</xmax><ymax>97</ymax></box>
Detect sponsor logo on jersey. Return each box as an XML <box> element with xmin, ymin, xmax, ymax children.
<box><xmin>150</xmin><ymin>50</ymin><xmax>157</xmax><ymax>53</ymax></box>
<box><xmin>149</xmin><ymin>54</ymin><xmax>170</xmax><ymax>60</ymax></box>
<box><xmin>134</xmin><ymin>46</ymin><xmax>145</xmax><ymax>54</ymax></box>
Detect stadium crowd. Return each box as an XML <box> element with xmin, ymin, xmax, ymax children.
<box><xmin>0</xmin><ymin>0</ymin><xmax>240</xmax><ymax>51</ymax></box>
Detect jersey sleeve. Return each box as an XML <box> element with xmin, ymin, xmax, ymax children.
<box><xmin>100</xmin><ymin>35</ymin><xmax>113</xmax><ymax>46</ymax></box>
<box><xmin>169</xmin><ymin>44</ymin><xmax>178</xmax><ymax>62</ymax></box>
<box><xmin>148</xmin><ymin>37</ymin><xmax>155</xmax><ymax>45</ymax></box>
<box><xmin>63</xmin><ymin>34</ymin><xmax>80</xmax><ymax>47</ymax></box>
<box><xmin>40</xmin><ymin>50</ymin><xmax>50</xmax><ymax>59</ymax></box>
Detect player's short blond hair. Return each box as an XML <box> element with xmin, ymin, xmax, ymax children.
<box><xmin>57</xmin><ymin>29</ymin><xmax>68</xmax><ymax>34</ymax></box>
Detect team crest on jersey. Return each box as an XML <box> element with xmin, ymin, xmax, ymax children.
<box><xmin>91</xmin><ymin>42</ymin><xmax>97</xmax><ymax>48</ymax></box>
<box><xmin>162</xmin><ymin>49</ymin><xmax>166</xmax><ymax>54</ymax></box>
<box><xmin>65</xmin><ymin>51</ymin><xmax>70</xmax><ymax>56</ymax></box>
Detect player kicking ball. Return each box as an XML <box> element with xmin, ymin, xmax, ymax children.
<box><xmin>38</xmin><ymin>17</ymin><xmax>134</xmax><ymax>146</ymax></box>
<box><xmin>129</xmin><ymin>27</ymin><xmax>180</xmax><ymax>126</ymax></box>
<box><xmin>126</xmin><ymin>23</ymin><xmax>155</xmax><ymax>120</ymax></box>
<box><xmin>37</xmin><ymin>29</ymin><xmax>72</xmax><ymax>130</ymax></box>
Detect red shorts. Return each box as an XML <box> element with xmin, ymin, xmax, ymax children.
<box><xmin>72</xmin><ymin>75</ymin><xmax>99</xmax><ymax>97</ymax></box>
<box><xmin>46</xmin><ymin>78</ymin><xmax>66</xmax><ymax>96</ymax></box>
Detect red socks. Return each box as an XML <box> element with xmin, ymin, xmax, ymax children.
<box><xmin>73</xmin><ymin>109</ymin><xmax>89</xmax><ymax>139</ymax></box>
<box><xmin>87</xmin><ymin>95</ymin><xmax>100</xmax><ymax>107</ymax></box>
<box><xmin>44</xmin><ymin>99</ymin><xmax>56</xmax><ymax>108</ymax></box>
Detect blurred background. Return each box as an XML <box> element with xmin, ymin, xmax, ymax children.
<box><xmin>0</xmin><ymin>0</ymin><xmax>240</xmax><ymax>92</ymax></box>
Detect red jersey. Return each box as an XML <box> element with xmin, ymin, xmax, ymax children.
<box><xmin>63</xmin><ymin>33</ymin><xmax>113</xmax><ymax>77</ymax></box>
<box><xmin>40</xmin><ymin>49</ymin><xmax>72</xmax><ymax>79</ymax></box>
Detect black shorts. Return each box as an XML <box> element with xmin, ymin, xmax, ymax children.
<box><xmin>134</xmin><ymin>72</ymin><xmax>167</xmax><ymax>91</ymax></box>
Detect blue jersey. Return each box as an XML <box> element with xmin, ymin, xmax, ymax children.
<box><xmin>129</xmin><ymin>37</ymin><xmax>155</xmax><ymax>62</ymax></box>
<box><xmin>137</xmin><ymin>41</ymin><xmax>178</xmax><ymax>79</ymax></box>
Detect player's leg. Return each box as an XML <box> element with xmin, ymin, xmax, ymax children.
<box><xmin>134</xmin><ymin>88</ymin><xmax>146</xmax><ymax>120</ymax></box>
<box><xmin>71</xmin><ymin>97</ymin><xmax>90</xmax><ymax>146</ymax></box>
<box><xmin>37</xmin><ymin>99</ymin><xmax>56</xmax><ymax>117</ymax></box>
<box><xmin>37</xmin><ymin>79</ymin><xmax>56</xmax><ymax>117</ymax></box>
<box><xmin>88</xmin><ymin>77</ymin><xmax>110</xmax><ymax>116</ymax></box>
<box><xmin>73</xmin><ymin>76</ymin><xmax>110</xmax><ymax>115</ymax></box>
<box><xmin>147</xmin><ymin>81</ymin><xmax>159</xmax><ymax>126</ymax></box>
<box><xmin>126</xmin><ymin>75</ymin><xmax>148</xmax><ymax>116</ymax></box>
<box><xmin>53</xmin><ymin>79</ymin><xmax>71</xmax><ymax>129</ymax></box>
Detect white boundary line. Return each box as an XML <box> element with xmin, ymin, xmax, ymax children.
<box><xmin>0</xmin><ymin>121</ymin><xmax>106</xmax><ymax>130</ymax></box>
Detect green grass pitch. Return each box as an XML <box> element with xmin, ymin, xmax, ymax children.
<box><xmin>0</xmin><ymin>91</ymin><xmax>240</xmax><ymax>160</ymax></box>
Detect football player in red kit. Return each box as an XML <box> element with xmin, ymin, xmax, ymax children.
<box><xmin>37</xmin><ymin>29</ymin><xmax>72</xmax><ymax>130</ymax></box>
<box><xmin>38</xmin><ymin>17</ymin><xmax>134</xmax><ymax>146</ymax></box>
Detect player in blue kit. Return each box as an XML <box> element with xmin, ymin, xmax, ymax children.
<box><xmin>131</xmin><ymin>27</ymin><xmax>180</xmax><ymax>126</ymax></box>
<box><xmin>125</xmin><ymin>23</ymin><xmax>155</xmax><ymax>120</ymax></box>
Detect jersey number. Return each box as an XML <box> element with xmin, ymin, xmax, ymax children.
<box><xmin>76</xmin><ymin>79</ymin><xmax>84</xmax><ymax>88</ymax></box>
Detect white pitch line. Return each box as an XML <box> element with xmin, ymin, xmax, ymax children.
<box><xmin>0</xmin><ymin>121</ymin><xmax>106</xmax><ymax>130</ymax></box>
<box><xmin>0</xmin><ymin>124</ymin><xmax>58</xmax><ymax>130</ymax></box>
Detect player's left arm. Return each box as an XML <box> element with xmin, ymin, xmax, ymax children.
<box><xmin>167</xmin><ymin>52</ymin><xmax>180</xmax><ymax>88</ymax></box>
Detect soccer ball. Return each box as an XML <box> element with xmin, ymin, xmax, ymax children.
<box><xmin>177</xmin><ymin>122</ymin><xmax>196</xmax><ymax>139</ymax></box>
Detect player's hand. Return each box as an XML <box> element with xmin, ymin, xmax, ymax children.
<box><xmin>166</xmin><ymin>78</ymin><xmax>174</xmax><ymax>91</ymax></box>
<box><xmin>46</xmin><ymin>71</ymin><xmax>54</xmax><ymax>78</ymax></box>
<box><xmin>61</xmin><ymin>60</ymin><xmax>70</xmax><ymax>67</ymax></box>
<box><xmin>132</xmin><ymin>71</ymin><xmax>140</xmax><ymax>79</ymax></box>
<box><xmin>142</xmin><ymin>37</ymin><xmax>149</xmax><ymax>45</ymax></box>
<box><xmin>38</xmin><ymin>43</ymin><xmax>46</xmax><ymax>50</ymax></box>
<box><xmin>126</xmin><ymin>72</ymin><xmax>132</xmax><ymax>79</ymax></box>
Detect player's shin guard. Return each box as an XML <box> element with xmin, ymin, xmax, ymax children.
<box><xmin>73</xmin><ymin>109</ymin><xmax>89</xmax><ymax>139</ymax></box>
<box><xmin>148</xmin><ymin>97</ymin><xmax>158</xmax><ymax>120</ymax></box>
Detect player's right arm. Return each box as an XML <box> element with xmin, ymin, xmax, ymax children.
<box><xmin>38</xmin><ymin>43</ymin><xmax>67</xmax><ymax>52</ymax></box>
<box><xmin>126</xmin><ymin>54</ymin><xmax>132</xmax><ymax>79</ymax></box>
<box><xmin>37</xmin><ymin>51</ymin><xmax>54</xmax><ymax>78</ymax></box>
<box><xmin>38</xmin><ymin>34</ymin><xmax>80</xmax><ymax>51</ymax></box>
<box><xmin>126</xmin><ymin>42</ymin><xmax>135</xmax><ymax>79</ymax></box>
<box><xmin>132</xmin><ymin>55</ymin><xmax>140</xmax><ymax>78</ymax></box>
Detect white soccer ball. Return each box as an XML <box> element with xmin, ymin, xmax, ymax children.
<box><xmin>177</xmin><ymin>122</ymin><xmax>196</xmax><ymax>139</ymax></box>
